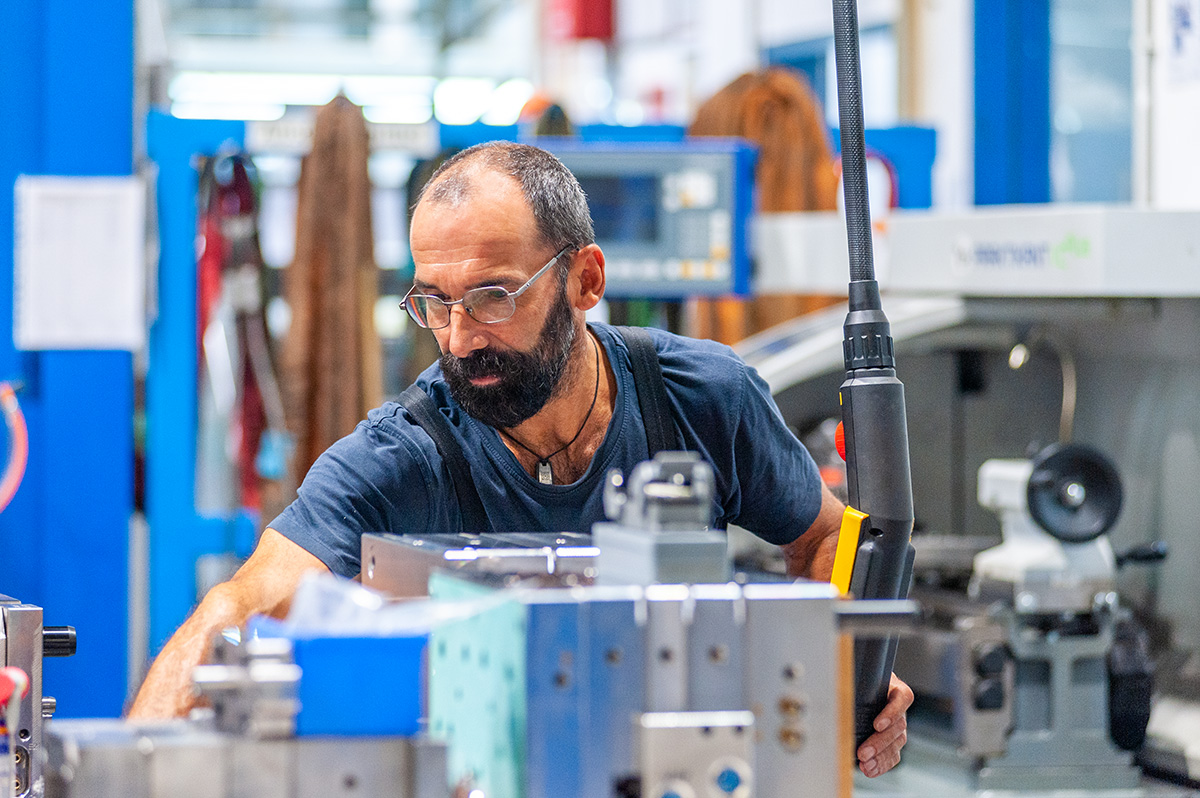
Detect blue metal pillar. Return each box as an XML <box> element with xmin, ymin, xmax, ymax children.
<box><xmin>0</xmin><ymin>0</ymin><xmax>135</xmax><ymax>716</ymax></box>
<box><xmin>974</xmin><ymin>0</ymin><xmax>1052</xmax><ymax>204</ymax></box>
<box><xmin>143</xmin><ymin>111</ymin><xmax>245</xmax><ymax>655</ymax></box>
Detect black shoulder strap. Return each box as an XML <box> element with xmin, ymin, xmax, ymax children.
<box><xmin>398</xmin><ymin>385</ymin><xmax>492</xmax><ymax>533</ymax></box>
<box><xmin>617</xmin><ymin>325</ymin><xmax>679</xmax><ymax>457</ymax></box>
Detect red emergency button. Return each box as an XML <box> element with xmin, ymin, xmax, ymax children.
<box><xmin>835</xmin><ymin>421</ymin><xmax>846</xmax><ymax>461</ymax></box>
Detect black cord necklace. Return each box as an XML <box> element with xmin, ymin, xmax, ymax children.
<box><xmin>501</xmin><ymin>334</ymin><xmax>600</xmax><ymax>485</ymax></box>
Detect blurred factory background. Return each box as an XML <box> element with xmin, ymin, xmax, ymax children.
<box><xmin>2</xmin><ymin>0</ymin><xmax>1200</xmax><ymax>795</ymax></box>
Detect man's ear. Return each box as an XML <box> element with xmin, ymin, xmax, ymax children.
<box><xmin>570</xmin><ymin>244</ymin><xmax>606</xmax><ymax>311</ymax></box>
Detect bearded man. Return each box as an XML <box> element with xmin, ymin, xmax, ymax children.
<box><xmin>129</xmin><ymin>141</ymin><xmax>912</xmax><ymax>777</ymax></box>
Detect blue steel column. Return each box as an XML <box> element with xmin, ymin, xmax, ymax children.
<box><xmin>0</xmin><ymin>1</ymin><xmax>135</xmax><ymax>716</ymax></box>
<box><xmin>144</xmin><ymin>112</ymin><xmax>245</xmax><ymax>655</ymax></box>
<box><xmin>974</xmin><ymin>0</ymin><xmax>1052</xmax><ymax>204</ymax></box>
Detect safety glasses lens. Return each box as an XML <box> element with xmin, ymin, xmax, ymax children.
<box><xmin>404</xmin><ymin>295</ymin><xmax>447</xmax><ymax>329</ymax></box>
<box><xmin>462</xmin><ymin>288</ymin><xmax>515</xmax><ymax>323</ymax></box>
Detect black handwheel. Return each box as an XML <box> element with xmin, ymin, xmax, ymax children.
<box><xmin>1027</xmin><ymin>444</ymin><xmax>1123</xmax><ymax>543</ymax></box>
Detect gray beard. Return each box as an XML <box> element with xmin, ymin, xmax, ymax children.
<box><xmin>440</xmin><ymin>287</ymin><xmax>577</xmax><ymax>429</ymax></box>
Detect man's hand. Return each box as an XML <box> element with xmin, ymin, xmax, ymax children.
<box><xmin>856</xmin><ymin>673</ymin><xmax>913</xmax><ymax>777</ymax></box>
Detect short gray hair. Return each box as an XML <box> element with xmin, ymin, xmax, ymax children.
<box><xmin>419</xmin><ymin>142</ymin><xmax>594</xmax><ymax>255</ymax></box>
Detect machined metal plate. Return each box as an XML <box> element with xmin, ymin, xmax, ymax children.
<box><xmin>362</xmin><ymin>532</ymin><xmax>597</xmax><ymax>598</ymax></box>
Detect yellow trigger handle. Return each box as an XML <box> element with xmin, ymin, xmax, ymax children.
<box><xmin>831</xmin><ymin>506</ymin><xmax>869</xmax><ymax>596</ymax></box>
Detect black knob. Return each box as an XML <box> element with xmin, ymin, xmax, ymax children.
<box><xmin>1116</xmin><ymin>541</ymin><xmax>1168</xmax><ymax>568</ymax></box>
<box><xmin>43</xmin><ymin>626</ymin><xmax>76</xmax><ymax>657</ymax></box>
<box><xmin>974</xmin><ymin>643</ymin><xmax>1009</xmax><ymax>678</ymax></box>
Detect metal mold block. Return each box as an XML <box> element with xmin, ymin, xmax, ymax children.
<box><xmin>635</xmin><ymin>711</ymin><xmax>755</xmax><ymax>798</ymax></box>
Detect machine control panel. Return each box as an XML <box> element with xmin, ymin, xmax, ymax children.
<box><xmin>541</xmin><ymin>140</ymin><xmax>755</xmax><ymax>299</ymax></box>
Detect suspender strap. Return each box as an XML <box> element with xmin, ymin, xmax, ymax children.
<box><xmin>617</xmin><ymin>325</ymin><xmax>679</xmax><ymax>457</ymax></box>
<box><xmin>398</xmin><ymin>384</ymin><xmax>492</xmax><ymax>533</ymax></box>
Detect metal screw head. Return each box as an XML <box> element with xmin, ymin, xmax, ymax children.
<box><xmin>778</xmin><ymin>727</ymin><xmax>805</xmax><ymax>751</ymax></box>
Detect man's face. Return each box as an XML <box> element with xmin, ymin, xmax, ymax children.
<box><xmin>409</xmin><ymin>169</ymin><xmax>581</xmax><ymax>428</ymax></box>
<box><xmin>439</xmin><ymin>275</ymin><xmax>575</xmax><ymax>427</ymax></box>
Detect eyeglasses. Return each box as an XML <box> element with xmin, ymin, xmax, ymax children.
<box><xmin>402</xmin><ymin>247</ymin><xmax>570</xmax><ymax>330</ymax></box>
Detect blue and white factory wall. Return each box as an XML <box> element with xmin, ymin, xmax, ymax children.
<box><xmin>0</xmin><ymin>0</ymin><xmax>135</xmax><ymax>717</ymax></box>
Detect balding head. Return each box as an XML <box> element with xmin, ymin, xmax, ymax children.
<box><xmin>418</xmin><ymin>142</ymin><xmax>595</xmax><ymax>256</ymax></box>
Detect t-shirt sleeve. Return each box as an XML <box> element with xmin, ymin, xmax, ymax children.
<box><xmin>653</xmin><ymin>332</ymin><xmax>823</xmax><ymax>547</ymax></box>
<box><xmin>268</xmin><ymin>418</ymin><xmax>437</xmax><ymax>578</ymax></box>
<box><xmin>725</xmin><ymin>361</ymin><xmax>824</xmax><ymax>546</ymax></box>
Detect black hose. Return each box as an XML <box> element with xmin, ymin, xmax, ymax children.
<box><xmin>832</xmin><ymin>0</ymin><xmax>876</xmax><ymax>289</ymax></box>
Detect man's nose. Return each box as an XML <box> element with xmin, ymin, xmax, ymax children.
<box><xmin>443</xmin><ymin>304</ymin><xmax>487</xmax><ymax>358</ymax></box>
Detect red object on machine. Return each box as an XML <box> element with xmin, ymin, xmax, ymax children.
<box><xmin>835</xmin><ymin>421</ymin><xmax>846</xmax><ymax>461</ymax></box>
<box><xmin>0</xmin><ymin>667</ymin><xmax>29</xmax><ymax>705</ymax></box>
<box><xmin>545</xmin><ymin>0</ymin><xmax>613</xmax><ymax>41</ymax></box>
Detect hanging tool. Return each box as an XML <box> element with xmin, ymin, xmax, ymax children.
<box><xmin>195</xmin><ymin>150</ymin><xmax>291</xmax><ymax>514</ymax></box>
<box><xmin>827</xmin><ymin>0</ymin><xmax>917</xmax><ymax>747</ymax></box>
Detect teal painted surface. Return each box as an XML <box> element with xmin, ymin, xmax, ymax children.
<box><xmin>428</xmin><ymin>572</ymin><xmax>528</xmax><ymax>798</ymax></box>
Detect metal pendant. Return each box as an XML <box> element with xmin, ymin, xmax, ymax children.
<box><xmin>537</xmin><ymin>460</ymin><xmax>553</xmax><ymax>485</ymax></box>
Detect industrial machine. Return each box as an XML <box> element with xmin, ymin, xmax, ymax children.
<box><xmin>362</xmin><ymin>451</ymin><xmax>917</xmax><ymax>798</ymax></box>
<box><xmin>891</xmin><ymin>444</ymin><xmax>1160</xmax><ymax>791</ymax></box>
<box><xmin>36</xmin><ymin>452</ymin><xmax>915</xmax><ymax>798</ymax></box>
<box><xmin>738</xmin><ymin>202</ymin><xmax>1200</xmax><ymax>794</ymax></box>
<box><xmin>1</xmin><ymin>595</ymin><xmax>76</xmax><ymax>798</ymax></box>
<box><xmin>43</xmin><ymin>634</ymin><xmax>450</xmax><ymax>798</ymax></box>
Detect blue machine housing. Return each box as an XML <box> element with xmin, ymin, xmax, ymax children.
<box><xmin>249</xmin><ymin>616</ymin><xmax>428</xmax><ymax>738</ymax></box>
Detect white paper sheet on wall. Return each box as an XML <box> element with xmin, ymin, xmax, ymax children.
<box><xmin>14</xmin><ymin>174</ymin><xmax>147</xmax><ymax>351</ymax></box>
<box><xmin>1169</xmin><ymin>0</ymin><xmax>1200</xmax><ymax>83</ymax></box>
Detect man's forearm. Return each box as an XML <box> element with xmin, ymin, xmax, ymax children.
<box><xmin>127</xmin><ymin>581</ymin><xmax>248</xmax><ymax>719</ymax></box>
<box><xmin>127</xmin><ymin>530</ymin><xmax>330</xmax><ymax>719</ymax></box>
<box><xmin>782</xmin><ymin>482</ymin><xmax>845</xmax><ymax>580</ymax></box>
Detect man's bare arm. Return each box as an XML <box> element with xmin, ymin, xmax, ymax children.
<box><xmin>780</xmin><ymin>482</ymin><xmax>845</xmax><ymax>580</ymax></box>
<box><xmin>127</xmin><ymin>529</ymin><xmax>329</xmax><ymax>719</ymax></box>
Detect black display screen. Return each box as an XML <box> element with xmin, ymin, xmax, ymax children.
<box><xmin>577</xmin><ymin>175</ymin><xmax>661</xmax><ymax>244</ymax></box>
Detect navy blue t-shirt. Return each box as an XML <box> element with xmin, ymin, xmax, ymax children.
<box><xmin>270</xmin><ymin>323</ymin><xmax>823</xmax><ymax>578</ymax></box>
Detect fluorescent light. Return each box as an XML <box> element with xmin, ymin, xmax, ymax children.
<box><xmin>433</xmin><ymin>78</ymin><xmax>495</xmax><ymax>126</ymax></box>
<box><xmin>374</xmin><ymin>296</ymin><xmax>408</xmax><ymax>339</ymax></box>
<box><xmin>481</xmin><ymin>78</ymin><xmax>534</xmax><ymax>126</ymax></box>
<box><xmin>343</xmin><ymin>75</ymin><xmax>436</xmax><ymax>106</ymax></box>
<box><xmin>169</xmin><ymin>71</ymin><xmax>341</xmax><ymax>107</ymax></box>
<box><xmin>171</xmin><ymin>102</ymin><xmax>287</xmax><ymax>121</ymax></box>
<box><xmin>363</xmin><ymin>100</ymin><xmax>433</xmax><ymax>125</ymax></box>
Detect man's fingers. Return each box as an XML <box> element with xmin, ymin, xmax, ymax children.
<box><xmin>857</xmin><ymin>673</ymin><xmax>913</xmax><ymax>777</ymax></box>
<box><xmin>857</xmin><ymin>714</ymin><xmax>907</xmax><ymax>761</ymax></box>
<box><xmin>857</xmin><ymin>719</ymin><xmax>908</xmax><ymax>777</ymax></box>
<box><xmin>874</xmin><ymin>673</ymin><xmax>914</xmax><ymax>732</ymax></box>
<box><xmin>861</xmin><ymin>741</ymin><xmax>904</xmax><ymax>777</ymax></box>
